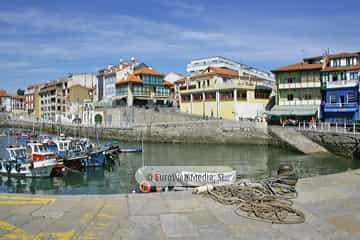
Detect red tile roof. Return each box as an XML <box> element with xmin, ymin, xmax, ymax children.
<box><xmin>0</xmin><ymin>90</ymin><xmax>10</xmax><ymax>97</ymax></box>
<box><xmin>133</xmin><ymin>67</ymin><xmax>164</xmax><ymax>76</ymax></box>
<box><xmin>116</xmin><ymin>74</ymin><xmax>143</xmax><ymax>84</ymax></box>
<box><xmin>272</xmin><ymin>62</ymin><xmax>323</xmax><ymax>72</ymax></box>
<box><xmin>191</xmin><ymin>67</ymin><xmax>239</xmax><ymax>79</ymax></box>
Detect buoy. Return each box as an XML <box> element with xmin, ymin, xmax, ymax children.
<box><xmin>139</xmin><ymin>180</ymin><xmax>151</xmax><ymax>193</ymax></box>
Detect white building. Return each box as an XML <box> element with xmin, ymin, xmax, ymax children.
<box><xmin>186</xmin><ymin>56</ymin><xmax>275</xmax><ymax>89</ymax></box>
<box><xmin>164</xmin><ymin>72</ymin><xmax>184</xmax><ymax>83</ymax></box>
<box><xmin>0</xmin><ymin>90</ymin><xmax>11</xmax><ymax>112</ymax></box>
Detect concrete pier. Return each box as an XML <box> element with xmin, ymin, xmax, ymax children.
<box><xmin>269</xmin><ymin>126</ymin><xmax>329</xmax><ymax>154</ymax></box>
<box><xmin>0</xmin><ymin>170</ymin><xmax>360</xmax><ymax>239</ymax></box>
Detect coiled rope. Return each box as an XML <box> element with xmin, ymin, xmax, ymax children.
<box><xmin>197</xmin><ymin>176</ymin><xmax>305</xmax><ymax>224</ymax></box>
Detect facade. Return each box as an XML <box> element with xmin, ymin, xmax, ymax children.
<box><xmin>179</xmin><ymin>66</ymin><xmax>272</xmax><ymax>120</ymax></box>
<box><xmin>97</xmin><ymin>62</ymin><xmax>142</xmax><ymax>104</ymax></box>
<box><xmin>0</xmin><ymin>90</ymin><xmax>11</xmax><ymax>112</ymax></box>
<box><xmin>114</xmin><ymin>66</ymin><xmax>173</xmax><ymax>107</ymax></box>
<box><xmin>39</xmin><ymin>73</ymin><xmax>96</xmax><ymax>122</ymax></box>
<box><xmin>24</xmin><ymin>86</ymin><xmax>35</xmax><ymax>114</ymax></box>
<box><xmin>270</xmin><ymin>51</ymin><xmax>360</xmax><ymax>122</ymax></box>
<box><xmin>164</xmin><ymin>72</ymin><xmax>184</xmax><ymax>83</ymax></box>
<box><xmin>321</xmin><ymin>52</ymin><xmax>360</xmax><ymax>122</ymax></box>
<box><xmin>270</xmin><ymin>59</ymin><xmax>323</xmax><ymax>120</ymax></box>
<box><xmin>39</xmin><ymin>79</ymin><xmax>67</xmax><ymax>122</ymax></box>
<box><xmin>187</xmin><ymin>56</ymin><xmax>275</xmax><ymax>89</ymax></box>
<box><xmin>11</xmin><ymin>95</ymin><xmax>26</xmax><ymax>111</ymax></box>
<box><xmin>165</xmin><ymin>72</ymin><xmax>184</xmax><ymax>107</ymax></box>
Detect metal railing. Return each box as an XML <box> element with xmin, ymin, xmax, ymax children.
<box><xmin>297</xmin><ymin>120</ymin><xmax>360</xmax><ymax>135</ymax></box>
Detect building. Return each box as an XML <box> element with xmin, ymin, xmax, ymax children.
<box><xmin>0</xmin><ymin>90</ymin><xmax>11</xmax><ymax>112</ymax></box>
<box><xmin>187</xmin><ymin>56</ymin><xmax>275</xmax><ymax>89</ymax></box>
<box><xmin>39</xmin><ymin>79</ymin><xmax>66</xmax><ymax>122</ymax></box>
<box><xmin>24</xmin><ymin>86</ymin><xmax>35</xmax><ymax>114</ymax></box>
<box><xmin>165</xmin><ymin>72</ymin><xmax>184</xmax><ymax>107</ymax></box>
<box><xmin>11</xmin><ymin>95</ymin><xmax>26</xmax><ymax>111</ymax></box>
<box><xmin>269</xmin><ymin>51</ymin><xmax>360</xmax><ymax>122</ymax></box>
<box><xmin>164</xmin><ymin>72</ymin><xmax>184</xmax><ymax>83</ymax></box>
<box><xmin>97</xmin><ymin>61</ymin><xmax>142</xmax><ymax>103</ymax></box>
<box><xmin>321</xmin><ymin>52</ymin><xmax>360</xmax><ymax>122</ymax></box>
<box><xmin>114</xmin><ymin>65</ymin><xmax>173</xmax><ymax>107</ymax></box>
<box><xmin>269</xmin><ymin>58</ymin><xmax>323</xmax><ymax>120</ymax></box>
<box><xmin>97</xmin><ymin>59</ymin><xmax>173</xmax><ymax>107</ymax></box>
<box><xmin>39</xmin><ymin>73</ymin><xmax>96</xmax><ymax>122</ymax></box>
<box><xmin>179</xmin><ymin>66</ymin><xmax>272</xmax><ymax>120</ymax></box>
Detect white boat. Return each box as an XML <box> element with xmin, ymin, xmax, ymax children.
<box><xmin>0</xmin><ymin>146</ymin><xmax>56</xmax><ymax>177</ymax></box>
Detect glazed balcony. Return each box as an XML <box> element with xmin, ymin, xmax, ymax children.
<box><xmin>326</xmin><ymin>79</ymin><xmax>359</xmax><ymax>89</ymax></box>
<box><xmin>278</xmin><ymin>82</ymin><xmax>321</xmax><ymax>89</ymax></box>
<box><xmin>324</xmin><ymin>102</ymin><xmax>358</xmax><ymax>112</ymax></box>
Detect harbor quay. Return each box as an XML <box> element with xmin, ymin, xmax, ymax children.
<box><xmin>0</xmin><ymin>170</ymin><xmax>359</xmax><ymax>239</ymax></box>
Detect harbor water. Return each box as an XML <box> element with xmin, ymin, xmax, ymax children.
<box><xmin>0</xmin><ymin>131</ymin><xmax>359</xmax><ymax>195</ymax></box>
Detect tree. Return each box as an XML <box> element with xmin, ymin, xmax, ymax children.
<box><xmin>17</xmin><ymin>89</ymin><xmax>25</xmax><ymax>96</ymax></box>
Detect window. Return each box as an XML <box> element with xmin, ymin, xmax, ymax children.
<box><xmin>348</xmin><ymin>93</ymin><xmax>356</xmax><ymax>103</ymax></box>
<box><xmin>287</xmin><ymin>94</ymin><xmax>293</xmax><ymax>101</ymax></box>
<box><xmin>329</xmin><ymin>95</ymin><xmax>337</xmax><ymax>104</ymax></box>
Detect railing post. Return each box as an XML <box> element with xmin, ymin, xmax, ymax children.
<box><xmin>335</xmin><ymin>122</ymin><xmax>338</xmax><ymax>132</ymax></box>
<box><xmin>303</xmin><ymin>120</ymin><xmax>306</xmax><ymax>130</ymax></box>
<box><xmin>344</xmin><ymin>120</ymin><xmax>347</xmax><ymax>133</ymax></box>
<box><xmin>353</xmin><ymin>123</ymin><xmax>356</xmax><ymax>135</ymax></box>
<box><xmin>298</xmin><ymin>121</ymin><xmax>301</xmax><ymax>130</ymax></box>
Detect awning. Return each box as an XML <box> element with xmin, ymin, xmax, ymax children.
<box><xmin>266</xmin><ymin>105</ymin><xmax>319</xmax><ymax>117</ymax></box>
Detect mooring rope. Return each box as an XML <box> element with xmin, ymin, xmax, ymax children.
<box><xmin>197</xmin><ymin>176</ymin><xmax>305</xmax><ymax>224</ymax></box>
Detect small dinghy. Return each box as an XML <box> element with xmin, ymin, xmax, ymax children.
<box><xmin>119</xmin><ymin>147</ymin><xmax>142</xmax><ymax>153</ymax></box>
<box><xmin>0</xmin><ymin>146</ymin><xmax>56</xmax><ymax>177</ymax></box>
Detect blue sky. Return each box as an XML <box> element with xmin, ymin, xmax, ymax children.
<box><xmin>1</xmin><ymin>0</ymin><xmax>359</xmax><ymax>93</ymax></box>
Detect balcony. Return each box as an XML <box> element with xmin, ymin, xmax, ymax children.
<box><xmin>278</xmin><ymin>82</ymin><xmax>320</xmax><ymax>89</ymax></box>
<box><xmin>326</xmin><ymin>79</ymin><xmax>359</xmax><ymax>89</ymax></box>
<box><xmin>279</xmin><ymin>99</ymin><xmax>321</xmax><ymax>106</ymax></box>
<box><xmin>324</xmin><ymin>102</ymin><xmax>358</xmax><ymax>113</ymax></box>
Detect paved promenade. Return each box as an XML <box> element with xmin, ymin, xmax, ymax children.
<box><xmin>0</xmin><ymin>170</ymin><xmax>360</xmax><ymax>239</ymax></box>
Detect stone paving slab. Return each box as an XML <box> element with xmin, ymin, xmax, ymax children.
<box><xmin>0</xmin><ymin>170</ymin><xmax>360</xmax><ymax>239</ymax></box>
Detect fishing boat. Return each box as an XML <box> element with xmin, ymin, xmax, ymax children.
<box><xmin>76</xmin><ymin>139</ymin><xmax>106</xmax><ymax>167</ymax></box>
<box><xmin>0</xmin><ymin>145</ymin><xmax>56</xmax><ymax>177</ymax></box>
<box><xmin>26</xmin><ymin>142</ymin><xmax>66</xmax><ymax>176</ymax></box>
<box><xmin>47</xmin><ymin>138</ymin><xmax>88</xmax><ymax>171</ymax></box>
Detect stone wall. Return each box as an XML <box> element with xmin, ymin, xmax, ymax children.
<box><xmin>301</xmin><ymin>130</ymin><xmax>360</xmax><ymax>159</ymax></box>
<box><xmin>2</xmin><ymin>120</ymin><xmax>271</xmax><ymax>145</ymax></box>
<box><xmin>101</xmin><ymin>107</ymin><xmax>203</xmax><ymax>127</ymax></box>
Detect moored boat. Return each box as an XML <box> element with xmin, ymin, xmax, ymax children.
<box><xmin>0</xmin><ymin>145</ymin><xmax>56</xmax><ymax>177</ymax></box>
<box><xmin>27</xmin><ymin>142</ymin><xmax>66</xmax><ymax>177</ymax></box>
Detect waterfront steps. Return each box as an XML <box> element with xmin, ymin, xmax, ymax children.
<box><xmin>269</xmin><ymin>126</ymin><xmax>329</xmax><ymax>154</ymax></box>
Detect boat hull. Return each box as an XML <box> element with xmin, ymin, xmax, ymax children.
<box><xmin>0</xmin><ymin>159</ymin><xmax>56</xmax><ymax>178</ymax></box>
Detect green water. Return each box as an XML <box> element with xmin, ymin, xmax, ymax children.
<box><xmin>0</xmin><ymin>133</ymin><xmax>359</xmax><ymax>194</ymax></box>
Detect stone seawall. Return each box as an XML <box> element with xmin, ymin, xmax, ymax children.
<box><xmin>2</xmin><ymin>120</ymin><xmax>272</xmax><ymax>145</ymax></box>
<box><xmin>301</xmin><ymin>130</ymin><xmax>360</xmax><ymax>159</ymax></box>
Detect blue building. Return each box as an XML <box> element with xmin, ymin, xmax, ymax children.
<box><xmin>321</xmin><ymin>52</ymin><xmax>360</xmax><ymax>122</ymax></box>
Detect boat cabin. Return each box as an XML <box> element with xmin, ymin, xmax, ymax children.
<box><xmin>5</xmin><ymin>146</ymin><xmax>29</xmax><ymax>163</ymax></box>
<box><xmin>27</xmin><ymin>142</ymin><xmax>55</xmax><ymax>161</ymax></box>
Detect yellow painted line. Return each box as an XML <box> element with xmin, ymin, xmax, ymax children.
<box><xmin>97</xmin><ymin>213</ymin><xmax>115</xmax><ymax>219</ymax></box>
<box><xmin>0</xmin><ymin>196</ymin><xmax>56</xmax><ymax>205</ymax></box>
<box><xmin>0</xmin><ymin>220</ymin><xmax>75</xmax><ymax>240</ymax></box>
